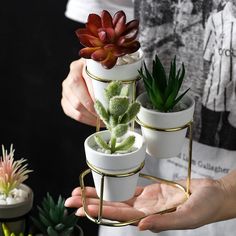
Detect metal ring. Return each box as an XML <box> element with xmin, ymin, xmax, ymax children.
<box><xmin>85</xmin><ymin>66</ymin><xmax>141</xmax><ymax>84</ymax></box>
<box><xmin>135</xmin><ymin>117</ymin><xmax>193</xmax><ymax>132</ymax></box>
<box><xmin>86</xmin><ymin>160</ymin><xmax>145</xmax><ymax>178</ymax></box>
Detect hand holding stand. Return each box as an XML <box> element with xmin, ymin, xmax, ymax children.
<box><xmin>79</xmin><ymin>77</ymin><xmax>193</xmax><ymax>226</ymax></box>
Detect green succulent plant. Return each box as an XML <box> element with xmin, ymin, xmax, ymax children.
<box><xmin>31</xmin><ymin>193</ymin><xmax>78</xmax><ymax>236</ymax></box>
<box><xmin>1</xmin><ymin>223</ymin><xmax>32</xmax><ymax>236</ymax></box>
<box><xmin>138</xmin><ymin>55</ymin><xmax>189</xmax><ymax>112</ymax></box>
<box><xmin>94</xmin><ymin>81</ymin><xmax>140</xmax><ymax>154</ymax></box>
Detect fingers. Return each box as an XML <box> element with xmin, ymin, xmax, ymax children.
<box><xmin>76</xmin><ymin>204</ymin><xmax>145</xmax><ymax>223</ymax></box>
<box><xmin>138</xmin><ymin>205</ymin><xmax>193</xmax><ymax>232</ymax></box>
<box><xmin>61</xmin><ymin>59</ymin><xmax>98</xmax><ymax>126</ymax></box>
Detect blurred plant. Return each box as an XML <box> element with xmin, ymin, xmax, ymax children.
<box><xmin>1</xmin><ymin>223</ymin><xmax>32</xmax><ymax>236</ymax></box>
<box><xmin>0</xmin><ymin>145</ymin><xmax>32</xmax><ymax>197</ymax></box>
<box><xmin>31</xmin><ymin>193</ymin><xmax>79</xmax><ymax>236</ymax></box>
<box><xmin>76</xmin><ymin>10</ymin><xmax>140</xmax><ymax>69</ymax></box>
<box><xmin>139</xmin><ymin>55</ymin><xmax>189</xmax><ymax>112</ymax></box>
<box><xmin>94</xmin><ymin>81</ymin><xmax>140</xmax><ymax>154</ymax></box>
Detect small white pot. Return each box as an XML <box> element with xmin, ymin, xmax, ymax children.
<box><xmin>82</xmin><ymin>49</ymin><xmax>143</xmax><ymax>108</ymax></box>
<box><xmin>0</xmin><ymin>184</ymin><xmax>33</xmax><ymax>235</ymax></box>
<box><xmin>84</xmin><ymin>130</ymin><xmax>146</xmax><ymax>202</ymax></box>
<box><xmin>136</xmin><ymin>92</ymin><xmax>195</xmax><ymax>159</ymax></box>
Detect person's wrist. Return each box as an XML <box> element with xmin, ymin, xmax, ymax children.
<box><xmin>217</xmin><ymin>171</ymin><xmax>236</xmax><ymax>221</ymax></box>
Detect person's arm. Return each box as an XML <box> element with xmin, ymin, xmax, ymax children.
<box><xmin>65</xmin><ymin>170</ymin><xmax>236</xmax><ymax>233</ymax></box>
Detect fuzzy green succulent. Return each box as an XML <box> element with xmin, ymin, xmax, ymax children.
<box><xmin>31</xmin><ymin>193</ymin><xmax>78</xmax><ymax>236</ymax></box>
<box><xmin>94</xmin><ymin>81</ymin><xmax>140</xmax><ymax>154</ymax></box>
<box><xmin>139</xmin><ymin>55</ymin><xmax>189</xmax><ymax>112</ymax></box>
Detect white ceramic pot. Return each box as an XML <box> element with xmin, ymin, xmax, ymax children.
<box><xmin>136</xmin><ymin>92</ymin><xmax>195</xmax><ymax>159</ymax></box>
<box><xmin>84</xmin><ymin>130</ymin><xmax>146</xmax><ymax>202</ymax></box>
<box><xmin>0</xmin><ymin>184</ymin><xmax>33</xmax><ymax>236</ymax></box>
<box><xmin>82</xmin><ymin>49</ymin><xmax>143</xmax><ymax>108</ymax></box>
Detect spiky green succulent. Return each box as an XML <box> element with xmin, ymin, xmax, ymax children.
<box><xmin>31</xmin><ymin>193</ymin><xmax>78</xmax><ymax>236</ymax></box>
<box><xmin>94</xmin><ymin>81</ymin><xmax>140</xmax><ymax>154</ymax></box>
<box><xmin>139</xmin><ymin>55</ymin><xmax>189</xmax><ymax>112</ymax></box>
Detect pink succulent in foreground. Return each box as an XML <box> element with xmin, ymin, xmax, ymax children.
<box><xmin>76</xmin><ymin>10</ymin><xmax>140</xmax><ymax>69</ymax></box>
<box><xmin>0</xmin><ymin>145</ymin><xmax>32</xmax><ymax>196</ymax></box>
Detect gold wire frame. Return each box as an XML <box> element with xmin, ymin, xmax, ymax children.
<box><xmin>79</xmin><ymin>74</ymin><xmax>193</xmax><ymax>226</ymax></box>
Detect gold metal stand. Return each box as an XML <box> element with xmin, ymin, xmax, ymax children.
<box><xmin>80</xmin><ymin>71</ymin><xmax>193</xmax><ymax>226</ymax></box>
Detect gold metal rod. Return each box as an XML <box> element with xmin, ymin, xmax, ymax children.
<box><xmin>96</xmin><ymin>116</ymin><xmax>101</xmax><ymax>132</ymax></box>
<box><xmin>130</xmin><ymin>80</ymin><xmax>136</xmax><ymax>131</ymax></box>
<box><xmin>98</xmin><ymin>174</ymin><xmax>105</xmax><ymax>223</ymax></box>
<box><xmin>186</xmin><ymin>121</ymin><xmax>193</xmax><ymax>196</ymax></box>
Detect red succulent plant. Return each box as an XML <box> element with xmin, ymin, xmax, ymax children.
<box><xmin>76</xmin><ymin>10</ymin><xmax>140</xmax><ymax>69</ymax></box>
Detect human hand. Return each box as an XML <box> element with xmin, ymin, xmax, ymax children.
<box><xmin>65</xmin><ymin>178</ymin><xmax>226</xmax><ymax>233</ymax></box>
<box><xmin>61</xmin><ymin>58</ymin><xmax>98</xmax><ymax>126</ymax></box>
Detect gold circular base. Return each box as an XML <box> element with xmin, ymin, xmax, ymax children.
<box><xmin>79</xmin><ymin>169</ymin><xmax>189</xmax><ymax>227</ymax></box>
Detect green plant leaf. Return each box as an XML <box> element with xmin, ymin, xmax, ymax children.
<box><xmin>94</xmin><ymin>100</ymin><xmax>109</xmax><ymax>126</ymax></box>
<box><xmin>104</xmin><ymin>81</ymin><xmax>122</xmax><ymax>100</ymax></box>
<box><xmin>115</xmin><ymin>136</ymin><xmax>135</xmax><ymax>152</ymax></box>
<box><xmin>94</xmin><ymin>135</ymin><xmax>110</xmax><ymax>151</ymax></box>
<box><xmin>47</xmin><ymin>226</ymin><xmax>59</xmax><ymax>236</ymax></box>
<box><xmin>63</xmin><ymin>213</ymin><xmax>78</xmax><ymax>227</ymax></box>
<box><xmin>120</xmin><ymin>102</ymin><xmax>140</xmax><ymax>123</ymax></box>
<box><xmin>30</xmin><ymin>216</ymin><xmax>48</xmax><ymax>234</ymax></box>
<box><xmin>173</xmin><ymin>88</ymin><xmax>190</xmax><ymax>108</ymax></box>
<box><xmin>112</xmin><ymin>124</ymin><xmax>128</xmax><ymax>137</ymax></box>
<box><xmin>55</xmin><ymin>223</ymin><xmax>65</xmax><ymax>231</ymax></box>
<box><xmin>109</xmin><ymin>96</ymin><xmax>129</xmax><ymax>116</ymax></box>
<box><xmin>39</xmin><ymin>212</ymin><xmax>53</xmax><ymax>227</ymax></box>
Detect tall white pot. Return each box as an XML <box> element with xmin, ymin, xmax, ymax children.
<box><xmin>82</xmin><ymin>50</ymin><xmax>143</xmax><ymax>108</ymax></box>
<box><xmin>136</xmin><ymin>92</ymin><xmax>195</xmax><ymax>159</ymax></box>
<box><xmin>0</xmin><ymin>184</ymin><xmax>33</xmax><ymax>236</ymax></box>
<box><xmin>84</xmin><ymin>130</ymin><xmax>146</xmax><ymax>202</ymax></box>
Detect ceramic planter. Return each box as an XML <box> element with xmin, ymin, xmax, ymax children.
<box><xmin>84</xmin><ymin>130</ymin><xmax>146</xmax><ymax>202</ymax></box>
<box><xmin>136</xmin><ymin>92</ymin><xmax>195</xmax><ymax>159</ymax></box>
<box><xmin>0</xmin><ymin>184</ymin><xmax>33</xmax><ymax>236</ymax></box>
<box><xmin>82</xmin><ymin>49</ymin><xmax>144</xmax><ymax>108</ymax></box>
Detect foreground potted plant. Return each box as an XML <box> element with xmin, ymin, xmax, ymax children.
<box><xmin>137</xmin><ymin>55</ymin><xmax>195</xmax><ymax>158</ymax></box>
<box><xmin>76</xmin><ymin>10</ymin><xmax>143</xmax><ymax>107</ymax></box>
<box><xmin>84</xmin><ymin>81</ymin><xmax>146</xmax><ymax>202</ymax></box>
<box><xmin>1</xmin><ymin>223</ymin><xmax>32</xmax><ymax>236</ymax></box>
<box><xmin>31</xmin><ymin>193</ymin><xmax>83</xmax><ymax>236</ymax></box>
<box><xmin>0</xmin><ymin>145</ymin><xmax>33</xmax><ymax>235</ymax></box>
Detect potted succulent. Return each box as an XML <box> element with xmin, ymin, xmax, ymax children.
<box><xmin>30</xmin><ymin>193</ymin><xmax>83</xmax><ymax>236</ymax></box>
<box><xmin>84</xmin><ymin>81</ymin><xmax>146</xmax><ymax>202</ymax></box>
<box><xmin>136</xmin><ymin>55</ymin><xmax>195</xmax><ymax>158</ymax></box>
<box><xmin>0</xmin><ymin>145</ymin><xmax>33</xmax><ymax>236</ymax></box>
<box><xmin>76</xmin><ymin>10</ymin><xmax>143</xmax><ymax>107</ymax></box>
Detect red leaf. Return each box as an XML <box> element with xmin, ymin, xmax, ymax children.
<box><xmin>101</xmin><ymin>10</ymin><xmax>113</xmax><ymax>28</ymax></box>
<box><xmin>79</xmin><ymin>47</ymin><xmax>100</xmax><ymax>59</ymax></box>
<box><xmin>124</xmin><ymin>20</ymin><xmax>139</xmax><ymax>35</ymax></box>
<box><xmin>79</xmin><ymin>34</ymin><xmax>103</xmax><ymax>47</ymax></box>
<box><xmin>75</xmin><ymin>28</ymin><xmax>91</xmax><ymax>37</ymax></box>
<box><xmin>123</xmin><ymin>41</ymin><xmax>140</xmax><ymax>54</ymax></box>
<box><xmin>98</xmin><ymin>30</ymin><xmax>108</xmax><ymax>43</ymax></box>
<box><xmin>112</xmin><ymin>11</ymin><xmax>126</xmax><ymax>26</ymax></box>
<box><xmin>101</xmin><ymin>53</ymin><xmax>118</xmax><ymax>69</ymax></box>
<box><xmin>91</xmin><ymin>48</ymin><xmax>108</xmax><ymax>61</ymax></box>
<box><xmin>105</xmin><ymin>28</ymin><xmax>116</xmax><ymax>42</ymax></box>
<box><xmin>87</xmin><ymin>14</ymin><xmax>102</xmax><ymax>28</ymax></box>
<box><xmin>114</xmin><ymin>15</ymin><xmax>126</xmax><ymax>36</ymax></box>
<box><xmin>86</xmin><ymin>22</ymin><xmax>99</xmax><ymax>37</ymax></box>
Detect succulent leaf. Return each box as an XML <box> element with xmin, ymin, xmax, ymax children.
<box><xmin>94</xmin><ymin>100</ymin><xmax>109</xmax><ymax>126</ymax></box>
<box><xmin>109</xmin><ymin>96</ymin><xmax>129</xmax><ymax>116</ymax></box>
<box><xmin>94</xmin><ymin>135</ymin><xmax>110</xmax><ymax>151</ymax></box>
<box><xmin>115</xmin><ymin>136</ymin><xmax>135</xmax><ymax>152</ymax></box>
<box><xmin>139</xmin><ymin>55</ymin><xmax>189</xmax><ymax>112</ymax></box>
<box><xmin>104</xmin><ymin>81</ymin><xmax>122</xmax><ymax>100</ymax></box>
<box><xmin>76</xmin><ymin>10</ymin><xmax>140</xmax><ymax>69</ymax></box>
<box><xmin>112</xmin><ymin>124</ymin><xmax>128</xmax><ymax>138</ymax></box>
<box><xmin>121</xmin><ymin>102</ymin><xmax>141</xmax><ymax>123</ymax></box>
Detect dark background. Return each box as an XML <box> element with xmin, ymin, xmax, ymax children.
<box><xmin>0</xmin><ymin>0</ymin><xmax>98</xmax><ymax>235</ymax></box>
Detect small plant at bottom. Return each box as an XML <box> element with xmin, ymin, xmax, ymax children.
<box><xmin>1</xmin><ymin>223</ymin><xmax>32</xmax><ymax>236</ymax></box>
<box><xmin>138</xmin><ymin>55</ymin><xmax>189</xmax><ymax>112</ymax></box>
<box><xmin>94</xmin><ymin>81</ymin><xmax>140</xmax><ymax>154</ymax></box>
<box><xmin>31</xmin><ymin>193</ymin><xmax>78</xmax><ymax>236</ymax></box>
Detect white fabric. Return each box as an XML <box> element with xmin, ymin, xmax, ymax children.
<box><xmin>65</xmin><ymin>0</ymin><xmax>134</xmax><ymax>23</ymax></box>
<box><xmin>203</xmin><ymin>2</ymin><xmax>236</xmax><ymax>111</ymax></box>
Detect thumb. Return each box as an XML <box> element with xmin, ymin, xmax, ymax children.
<box><xmin>138</xmin><ymin>206</ymin><xmax>193</xmax><ymax>233</ymax></box>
